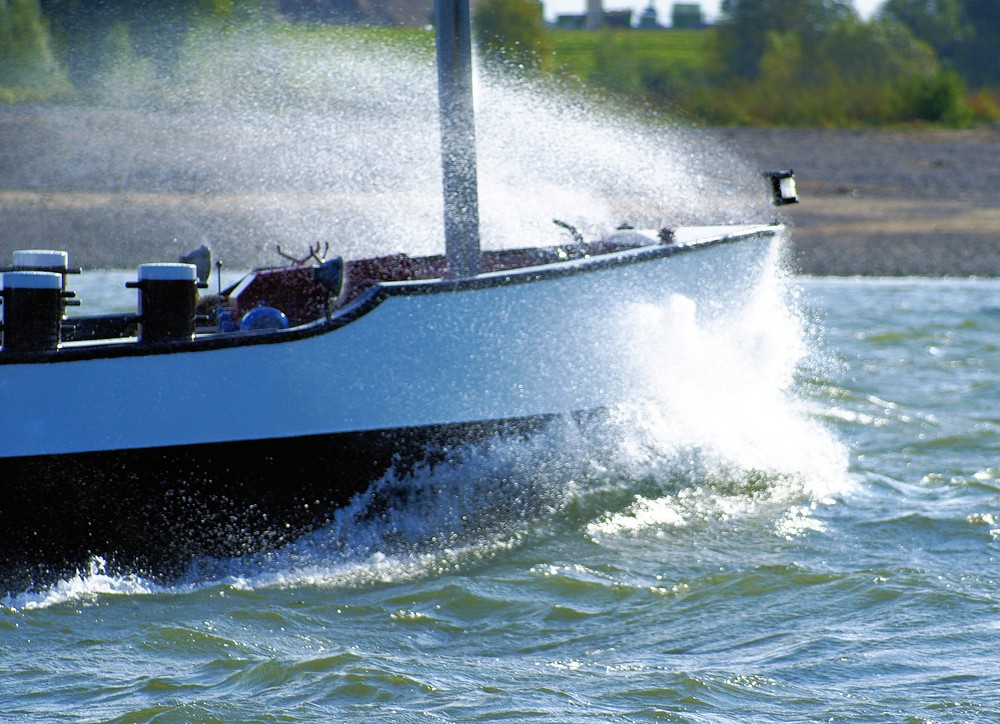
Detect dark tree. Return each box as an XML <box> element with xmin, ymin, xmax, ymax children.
<box><xmin>0</xmin><ymin>0</ymin><xmax>70</xmax><ymax>98</ymax></box>
<box><xmin>38</xmin><ymin>0</ymin><xmax>262</xmax><ymax>90</ymax></box>
<box><xmin>474</xmin><ymin>0</ymin><xmax>551</xmax><ymax>72</ymax></box>
<box><xmin>714</xmin><ymin>0</ymin><xmax>856</xmax><ymax>79</ymax></box>
<box><xmin>955</xmin><ymin>0</ymin><xmax>1000</xmax><ymax>87</ymax></box>
<box><xmin>40</xmin><ymin>0</ymin><xmax>191</xmax><ymax>88</ymax></box>
<box><xmin>880</xmin><ymin>0</ymin><xmax>965</xmax><ymax>58</ymax></box>
<box><xmin>882</xmin><ymin>0</ymin><xmax>1000</xmax><ymax>88</ymax></box>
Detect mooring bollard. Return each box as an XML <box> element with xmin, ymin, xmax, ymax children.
<box><xmin>127</xmin><ymin>263</ymin><xmax>200</xmax><ymax>343</ymax></box>
<box><xmin>0</xmin><ymin>271</ymin><xmax>65</xmax><ymax>352</ymax></box>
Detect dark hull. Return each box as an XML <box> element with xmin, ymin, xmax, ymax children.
<box><xmin>0</xmin><ymin>415</ymin><xmax>551</xmax><ymax>591</ymax></box>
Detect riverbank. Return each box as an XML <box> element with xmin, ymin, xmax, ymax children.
<box><xmin>3</xmin><ymin>106</ymin><xmax>999</xmax><ymax>275</ymax></box>
<box><xmin>719</xmin><ymin>127</ymin><xmax>1000</xmax><ymax>275</ymax></box>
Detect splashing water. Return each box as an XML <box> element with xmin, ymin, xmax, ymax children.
<box><xmin>168</xmin><ymin>25</ymin><xmax>770</xmax><ymax>248</ymax></box>
<box><xmin>472</xmin><ymin>75</ymin><xmax>769</xmax><ymax>249</ymax></box>
<box><xmin>2</xmin><ymin>557</ymin><xmax>158</xmax><ymax>611</ymax></box>
<box><xmin>15</xmin><ymin>25</ymin><xmax>770</xmax><ymax>268</ymax></box>
<box><xmin>588</xmin><ymin>245</ymin><xmax>850</xmax><ymax>540</ymax></box>
<box><xmin>2</xmin><ymin>237</ymin><xmax>849</xmax><ymax>611</ymax></box>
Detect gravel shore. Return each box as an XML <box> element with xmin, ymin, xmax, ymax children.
<box><xmin>717</xmin><ymin>127</ymin><xmax>1000</xmax><ymax>275</ymax></box>
<box><xmin>3</xmin><ymin>106</ymin><xmax>999</xmax><ymax>275</ymax></box>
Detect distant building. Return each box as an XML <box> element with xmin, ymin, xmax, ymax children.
<box><xmin>555</xmin><ymin>3</ymin><xmax>633</xmax><ymax>30</ymax></box>
<box><xmin>603</xmin><ymin>9</ymin><xmax>633</xmax><ymax>28</ymax></box>
<box><xmin>671</xmin><ymin>2</ymin><xmax>704</xmax><ymax>29</ymax></box>
<box><xmin>586</xmin><ymin>0</ymin><xmax>603</xmax><ymax>30</ymax></box>
<box><xmin>555</xmin><ymin>14</ymin><xmax>587</xmax><ymax>29</ymax></box>
<box><xmin>638</xmin><ymin>3</ymin><xmax>659</xmax><ymax>29</ymax></box>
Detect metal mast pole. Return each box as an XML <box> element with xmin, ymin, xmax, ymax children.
<box><xmin>434</xmin><ymin>0</ymin><xmax>482</xmax><ymax>279</ymax></box>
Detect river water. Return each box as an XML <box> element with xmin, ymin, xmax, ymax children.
<box><xmin>3</xmin><ymin>270</ymin><xmax>998</xmax><ymax>721</ymax></box>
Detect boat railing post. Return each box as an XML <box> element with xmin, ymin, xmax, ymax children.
<box><xmin>435</xmin><ymin>0</ymin><xmax>482</xmax><ymax>279</ymax></box>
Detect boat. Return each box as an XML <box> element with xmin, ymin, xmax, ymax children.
<box><xmin>0</xmin><ymin>1</ymin><xmax>796</xmax><ymax>588</ymax></box>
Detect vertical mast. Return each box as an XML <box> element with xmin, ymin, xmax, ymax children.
<box><xmin>434</xmin><ymin>0</ymin><xmax>482</xmax><ymax>279</ymax></box>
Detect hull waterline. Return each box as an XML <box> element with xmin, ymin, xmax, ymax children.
<box><xmin>0</xmin><ymin>227</ymin><xmax>780</xmax><ymax>587</ymax></box>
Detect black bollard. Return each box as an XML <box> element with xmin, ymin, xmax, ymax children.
<box><xmin>127</xmin><ymin>263</ymin><xmax>199</xmax><ymax>343</ymax></box>
<box><xmin>1</xmin><ymin>271</ymin><xmax>64</xmax><ymax>352</ymax></box>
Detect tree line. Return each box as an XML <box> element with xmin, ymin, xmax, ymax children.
<box><xmin>476</xmin><ymin>0</ymin><xmax>1000</xmax><ymax>126</ymax></box>
<box><xmin>0</xmin><ymin>0</ymin><xmax>261</xmax><ymax>101</ymax></box>
<box><xmin>2</xmin><ymin>0</ymin><xmax>998</xmax><ymax>125</ymax></box>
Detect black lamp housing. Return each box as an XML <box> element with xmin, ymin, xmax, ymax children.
<box><xmin>764</xmin><ymin>170</ymin><xmax>799</xmax><ymax>206</ymax></box>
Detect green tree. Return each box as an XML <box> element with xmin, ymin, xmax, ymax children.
<box><xmin>699</xmin><ymin>9</ymin><xmax>971</xmax><ymax>126</ymax></box>
<box><xmin>39</xmin><ymin>0</ymin><xmax>261</xmax><ymax>91</ymax></box>
<box><xmin>714</xmin><ymin>0</ymin><xmax>856</xmax><ymax>79</ymax></box>
<box><xmin>882</xmin><ymin>0</ymin><xmax>1000</xmax><ymax>88</ymax></box>
<box><xmin>819</xmin><ymin>16</ymin><xmax>937</xmax><ymax>86</ymax></box>
<box><xmin>0</xmin><ymin>0</ymin><xmax>69</xmax><ymax>98</ymax></box>
<box><xmin>898</xmin><ymin>67</ymin><xmax>971</xmax><ymax>122</ymax></box>
<box><xmin>474</xmin><ymin>0</ymin><xmax>552</xmax><ymax>72</ymax></box>
<box><xmin>880</xmin><ymin>0</ymin><xmax>965</xmax><ymax>60</ymax></box>
<box><xmin>819</xmin><ymin>16</ymin><xmax>969</xmax><ymax>123</ymax></box>
<box><xmin>91</xmin><ymin>20</ymin><xmax>158</xmax><ymax>103</ymax></box>
<box><xmin>41</xmin><ymin>0</ymin><xmax>185</xmax><ymax>89</ymax></box>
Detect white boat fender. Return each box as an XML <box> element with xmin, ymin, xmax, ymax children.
<box><xmin>240</xmin><ymin>303</ymin><xmax>290</xmax><ymax>332</ymax></box>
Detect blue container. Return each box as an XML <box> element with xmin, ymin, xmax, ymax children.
<box><xmin>240</xmin><ymin>305</ymin><xmax>290</xmax><ymax>332</ymax></box>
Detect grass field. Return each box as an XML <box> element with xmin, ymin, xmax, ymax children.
<box><xmin>550</xmin><ymin>28</ymin><xmax>713</xmax><ymax>79</ymax></box>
